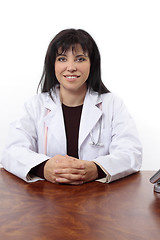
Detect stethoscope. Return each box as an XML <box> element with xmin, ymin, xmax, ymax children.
<box><xmin>44</xmin><ymin>106</ymin><xmax>103</xmax><ymax>154</ymax></box>
<box><xmin>89</xmin><ymin>116</ymin><xmax>104</xmax><ymax>147</ymax></box>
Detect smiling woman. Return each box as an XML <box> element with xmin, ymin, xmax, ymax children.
<box><xmin>1</xmin><ymin>29</ymin><xmax>142</xmax><ymax>185</ymax></box>
<box><xmin>38</xmin><ymin>29</ymin><xmax>109</xmax><ymax>97</ymax></box>
<box><xmin>55</xmin><ymin>44</ymin><xmax>91</xmax><ymax>106</ymax></box>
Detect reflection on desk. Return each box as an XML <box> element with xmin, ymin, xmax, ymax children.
<box><xmin>0</xmin><ymin>169</ymin><xmax>160</xmax><ymax>240</ymax></box>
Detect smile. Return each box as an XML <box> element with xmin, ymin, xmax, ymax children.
<box><xmin>64</xmin><ymin>75</ymin><xmax>80</xmax><ymax>79</ymax></box>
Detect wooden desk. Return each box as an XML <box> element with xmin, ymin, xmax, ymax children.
<box><xmin>0</xmin><ymin>169</ymin><xmax>160</xmax><ymax>240</ymax></box>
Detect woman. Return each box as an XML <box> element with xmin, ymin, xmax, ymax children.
<box><xmin>1</xmin><ymin>29</ymin><xmax>142</xmax><ymax>184</ymax></box>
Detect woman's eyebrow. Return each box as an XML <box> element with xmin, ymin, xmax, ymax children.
<box><xmin>57</xmin><ymin>53</ymin><xmax>67</xmax><ymax>56</ymax></box>
<box><xmin>75</xmin><ymin>54</ymin><xmax>89</xmax><ymax>57</ymax></box>
<box><xmin>56</xmin><ymin>53</ymin><xmax>88</xmax><ymax>57</ymax></box>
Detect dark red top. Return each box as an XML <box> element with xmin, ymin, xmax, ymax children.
<box><xmin>62</xmin><ymin>103</ymin><xmax>83</xmax><ymax>158</ymax></box>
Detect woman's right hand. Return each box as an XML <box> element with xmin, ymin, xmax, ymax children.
<box><xmin>44</xmin><ymin>155</ymin><xmax>86</xmax><ymax>185</ymax></box>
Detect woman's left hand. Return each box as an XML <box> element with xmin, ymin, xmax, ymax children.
<box><xmin>54</xmin><ymin>155</ymin><xmax>98</xmax><ymax>185</ymax></box>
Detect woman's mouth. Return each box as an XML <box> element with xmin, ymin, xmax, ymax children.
<box><xmin>64</xmin><ymin>75</ymin><xmax>80</xmax><ymax>80</ymax></box>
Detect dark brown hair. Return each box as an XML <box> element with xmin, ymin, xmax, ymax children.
<box><xmin>38</xmin><ymin>29</ymin><xmax>109</xmax><ymax>98</ymax></box>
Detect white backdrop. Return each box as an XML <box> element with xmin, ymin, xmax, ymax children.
<box><xmin>0</xmin><ymin>0</ymin><xmax>160</xmax><ymax>170</ymax></box>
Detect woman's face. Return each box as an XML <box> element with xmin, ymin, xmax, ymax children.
<box><xmin>55</xmin><ymin>44</ymin><xmax>90</xmax><ymax>94</ymax></box>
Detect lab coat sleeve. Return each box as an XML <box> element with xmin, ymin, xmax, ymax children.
<box><xmin>93</xmin><ymin>96</ymin><xmax>142</xmax><ymax>183</ymax></box>
<box><xmin>1</xmin><ymin>97</ymin><xmax>49</xmax><ymax>182</ymax></box>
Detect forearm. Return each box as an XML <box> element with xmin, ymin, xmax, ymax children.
<box><xmin>29</xmin><ymin>160</ymin><xmax>48</xmax><ymax>179</ymax></box>
<box><xmin>93</xmin><ymin>151</ymin><xmax>142</xmax><ymax>183</ymax></box>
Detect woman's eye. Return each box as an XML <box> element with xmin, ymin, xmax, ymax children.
<box><xmin>76</xmin><ymin>57</ymin><xmax>86</xmax><ymax>62</ymax></box>
<box><xmin>57</xmin><ymin>57</ymin><xmax>67</xmax><ymax>62</ymax></box>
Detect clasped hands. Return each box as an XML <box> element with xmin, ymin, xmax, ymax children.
<box><xmin>44</xmin><ymin>154</ymin><xmax>98</xmax><ymax>185</ymax></box>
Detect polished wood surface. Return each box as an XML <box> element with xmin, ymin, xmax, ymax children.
<box><xmin>0</xmin><ymin>169</ymin><xmax>160</xmax><ymax>240</ymax></box>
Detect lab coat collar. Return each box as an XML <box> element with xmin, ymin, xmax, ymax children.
<box><xmin>43</xmin><ymin>86</ymin><xmax>66</xmax><ymax>155</ymax></box>
<box><xmin>79</xmin><ymin>89</ymin><xmax>103</xmax><ymax>147</ymax></box>
<box><xmin>43</xmin><ymin>86</ymin><xmax>61</xmax><ymax>111</ymax></box>
<box><xmin>43</xmin><ymin>85</ymin><xmax>102</xmax><ymax>111</ymax></box>
<box><xmin>43</xmin><ymin>86</ymin><xmax>103</xmax><ymax>152</ymax></box>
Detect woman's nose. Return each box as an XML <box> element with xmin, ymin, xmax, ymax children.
<box><xmin>67</xmin><ymin>61</ymin><xmax>77</xmax><ymax>72</ymax></box>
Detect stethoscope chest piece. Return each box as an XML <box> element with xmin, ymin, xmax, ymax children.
<box><xmin>154</xmin><ymin>182</ymin><xmax>160</xmax><ymax>193</ymax></box>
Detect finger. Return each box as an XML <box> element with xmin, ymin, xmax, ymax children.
<box><xmin>56</xmin><ymin>161</ymin><xmax>85</xmax><ymax>170</ymax></box>
<box><xmin>55</xmin><ymin>172</ymin><xmax>85</xmax><ymax>181</ymax></box>
<box><xmin>65</xmin><ymin>155</ymin><xmax>78</xmax><ymax>161</ymax></box>
<box><xmin>54</xmin><ymin>168</ymin><xmax>86</xmax><ymax>175</ymax></box>
<box><xmin>56</xmin><ymin>156</ymin><xmax>84</xmax><ymax>168</ymax></box>
<box><xmin>54</xmin><ymin>169</ymin><xmax>86</xmax><ymax>183</ymax></box>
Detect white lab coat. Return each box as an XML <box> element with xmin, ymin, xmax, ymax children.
<box><xmin>1</xmin><ymin>87</ymin><xmax>142</xmax><ymax>183</ymax></box>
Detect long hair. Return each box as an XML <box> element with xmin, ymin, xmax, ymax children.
<box><xmin>38</xmin><ymin>29</ymin><xmax>110</xmax><ymax>97</ymax></box>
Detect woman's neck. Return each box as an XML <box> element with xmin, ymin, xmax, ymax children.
<box><xmin>59</xmin><ymin>85</ymin><xmax>87</xmax><ymax>107</ymax></box>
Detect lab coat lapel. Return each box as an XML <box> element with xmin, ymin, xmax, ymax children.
<box><xmin>79</xmin><ymin>91</ymin><xmax>102</xmax><ymax>148</ymax></box>
<box><xmin>43</xmin><ymin>90</ymin><xmax>66</xmax><ymax>155</ymax></box>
